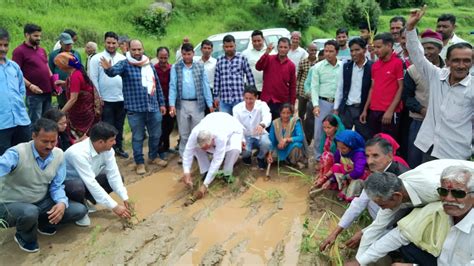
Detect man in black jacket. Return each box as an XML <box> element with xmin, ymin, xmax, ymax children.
<box><xmin>334</xmin><ymin>38</ymin><xmax>372</xmax><ymax>139</ymax></box>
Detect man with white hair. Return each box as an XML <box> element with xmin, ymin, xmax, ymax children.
<box><xmin>181</xmin><ymin>112</ymin><xmax>244</xmax><ymax>204</ymax></box>
<box><xmin>346</xmin><ymin>164</ymin><xmax>474</xmax><ymax>265</ymax></box>
<box><xmin>349</xmin><ymin>159</ymin><xmax>474</xmax><ymax>265</ymax></box>
<box><xmin>287</xmin><ymin>31</ymin><xmax>308</xmax><ymax>75</ymax></box>
<box><xmin>84</xmin><ymin>41</ymin><xmax>97</xmax><ymax>74</ymax></box>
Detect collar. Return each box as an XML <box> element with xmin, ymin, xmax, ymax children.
<box><xmin>353</xmin><ymin>58</ymin><xmax>368</xmax><ymax>68</ymax></box>
<box><xmin>87</xmin><ymin>138</ymin><xmax>99</xmax><ymax>158</ymax></box>
<box><xmin>322</xmin><ymin>59</ymin><xmax>341</xmax><ymax>67</ymax></box>
<box><xmin>23</xmin><ymin>41</ymin><xmax>38</xmax><ymax>50</ymax></box>
<box><xmin>383</xmin><ymin>161</ymin><xmax>393</xmax><ymax>172</ymax></box>
<box><xmin>454</xmin><ymin>208</ymin><xmax>474</xmax><ymax>234</ymax></box>
<box><xmin>178</xmin><ymin>59</ymin><xmax>194</xmax><ymax>69</ymax></box>
<box><xmin>30</xmin><ymin>141</ymin><xmax>53</xmax><ymax>161</ymax></box>
<box><xmin>439</xmin><ymin>69</ymin><xmax>472</xmax><ymax>86</ymax></box>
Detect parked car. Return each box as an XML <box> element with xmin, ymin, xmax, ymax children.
<box><xmin>193</xmin><ymin>28</ymin><xmax>290</xmax><ymax>59</ymax></box>
<box><xmin>312</xmin><ymin>36</ymin><xmax>359</xmax><ymax>51</ymax></box>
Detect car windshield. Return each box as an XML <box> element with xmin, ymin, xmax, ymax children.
<box><xmin>194</xmin><ymin>38</ymin><xmax>249</xmax><ymax>58</ymax></box>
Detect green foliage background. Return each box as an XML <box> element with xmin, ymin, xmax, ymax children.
<box><xmin>0</xmin><ymin>0</ymin><xmax>472</xmax><ymax>60</ymax></box>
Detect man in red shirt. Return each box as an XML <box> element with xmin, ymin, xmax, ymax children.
<box><xmin>360</xmin><ymin>33</ymin><xmax>404</xmax><ymax>139</ymax></box>
<box><xmin>256</xmin><ymin>37</ymin><xmax>296</xmax><ymax>119</ymax></box>
<box><xmin>12</xmin><ymin>24</ymin><xmax>53</xmax><ymax>124</ymax></box>
<box><xmin>154</xmin><ymin>47</ymin><xmax>174</xmax><ymax>157</ymax></box>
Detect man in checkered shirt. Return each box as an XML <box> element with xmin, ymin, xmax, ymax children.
<box><xmin>213</xmin><ymin>34</ymin><xmax>255</xmax><ymax>115</ymax></box>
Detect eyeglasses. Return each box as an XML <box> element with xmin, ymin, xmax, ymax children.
<box><xmin>437</xmin><ymin>187</ymin><xmax>474</xmax><ymax>199</ymax></box>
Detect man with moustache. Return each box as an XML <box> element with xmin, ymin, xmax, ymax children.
<box><xmin>389</xmin><ymin>16</ymin><xmax>406</xmax><ymax>57</ymax></box>
<box><xmin>320</xmin><ymin>136</ymin><xmax>409</xmax><ymax>252</ymax></box>
<box><xmin>101</xmin><ymin>39</ymin><xmax>167</xmax><ymax>175</ymax></box>
<box><xmin>334</xmin><ymin>38</ymin><xmax>372</xmax><ymax>140</ymax></box>
<box><xmin>287</xmin><ymin>31</ymin><xmax>308</xmax><ymax>75</ymax></box>
<box><xmin>213</xmin><ymin>35</ymin><xmax>255</xmax><ymax>114</ymax></box>
<box><xmin>336</xmin><ymin>27</ymin><xmax>351</xmax><ymax>62</ymax></box>
<box><xmin>256</xmin><ymin>37</ymin><xmax>296</xmax><ymax>119</ymax></box>
<box><xmin>196</xmin><ymin>40</ymin><xmax>217</xmax><ymax>95</ymax></box>
<box><xmin>350</xmin><ymin>164</ymin><xmax>474</xmax><ymax>265</ymax></box>
<box><xmin>13</xmin><ymin>24</ymin><xmax>53</xmax><ymax>125</ymax></box>
<box><xmin>0</xmin><ymin>28</ymin><xmax>31</xmax><ymax>155</ymax></box>
<box><xmin>242</xmin><ymin>30</ymin><xmax>266</xmax><ymax>95</ymax></box>
<box><xmin>402</xmin><ymin>29</ymin><xmax>445</xmax><ymax>168</ymax></box>
<box><xmin>89</xmin><ymin>31</ymin><xmax>128</xmax><ymax>159</ymax></box>
<box><xmin>436</xmin><ymin>14</ymin><xmax>468</xmax><ymax>60</ymax></box>
<box><xmin>407</xmin><ymin>7</ymin><xmax>473</xmax><ymax>161</ymax></box>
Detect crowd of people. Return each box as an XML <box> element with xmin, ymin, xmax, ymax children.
<box><xmin>0</xmin><ymin>6</ymin><xmax>473</xmax><ymax>265</ymax></box>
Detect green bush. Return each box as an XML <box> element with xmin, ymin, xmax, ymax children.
<box><xmin>133</xmin><ymin>7</ymin><xmax>170</xmax><ymax>36</ymax></box>
<box><xmin>376</xmin><ymin>0</ymin><xmax>428</xmax><ymax>10</ymax></box>
<box><xmin>284</xmin><ymin>2</ymin><xmax>313</xmax><ymax>30</ymax></box>
<box><xmin>343</xmin><ymin>0</ymin><xmax>381</xmax><ymax>28</ymax></box>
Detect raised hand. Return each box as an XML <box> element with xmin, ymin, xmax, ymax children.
<box><xmin>407</xmin><ymin>5</ymin><xmax>427</xmax><ymax>30</ymax></box>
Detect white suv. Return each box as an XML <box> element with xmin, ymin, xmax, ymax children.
<box><xmin>193</xmin><ymin>28</ymin><xmax>290</xmax><ymax>59</ymax></box>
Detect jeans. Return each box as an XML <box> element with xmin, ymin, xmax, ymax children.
<box><xmin>407</xmin><ymin>119</ymin><xmax>423</xmax><ymax>168</ymax></box>
<box><xmin>27</xmin><ymin>93</ymin><xmax>52</xmax><ymax>125</ymax></box>
<box><xmin>219</xmin><ymin>101</ymin><xmax>240</xmax><ymax>115</ymax></box>
<box><xmin>64</xmin><ymin>174</ymin><xmax>119</xmax><ymax>204</ymax></box>
<box><xmin>127</xmin><ymin>111</ymin><xmax>162</xmax><ymax>164</ymax></box>
<box><xmin>0</xmin><ymin>125</ymin><xmax>31</xmax><ymax>155</ymax></box>
<box><xmin>102</xmin><ymin>101</ymin><xmax>126</xmax><ymax>150</ymax></box>
<box><xmin>242</xmin><ymin>135</ymin><xmax>272</xmax><ymax>159</ymax></box>
<box><xmin>0</xmin><ymin>196</ymin><xmax>87</xmax><ymax>242</ymax></box>
<box><xmin>304</xmin><ymin>101</ymin><xmax>314</xmax><ymax>144</ymax></box>
<box><xmin>339</xmin><ymin>105</ymin><xmax>371</xmax><ymax>140</ymax></box>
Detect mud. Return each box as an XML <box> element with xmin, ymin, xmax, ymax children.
<box><xmin>0</xmin><ymin>149</ymin><xmax>326</xmax><ymax>265</ymax></box>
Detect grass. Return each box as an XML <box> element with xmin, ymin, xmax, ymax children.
<box><xmin>0</xmin><ymin>219</ymin><xmax>8</xmax><ymax>229</ymax></box>
<box><xmin>242</xmin><ymin>180</ymin><xmax>283</xmax><ymax>207</ymax></box>
<box><xmin>89</xmin><ymin>225</ymin><xmax>102</xmax><ymax>246</ymax></box>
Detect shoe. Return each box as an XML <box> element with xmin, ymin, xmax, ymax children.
<box><xmin>177</xmin><ymin>157</ymin><xmax>183</xmax><ymax>164</ymax></box>
<box><xmin>86</xmin><ymin>200</ymin><xmax>97</xmax><ymax>213</ymax></box>
<box><xmin>150</xmin><ymin>158</ymin><xmax>168</xmax><ymax>167</ymax></box>
<box><xmin>37</xmin><ymin>226</ymin><xmax>57</xmax><ymax>236</ymax></box>
<box><xmin>75</xmin><ymin>214</ymin><xmax>91</xmax><ymax>227</ymax></box>
<box><xmin>242</xmin><ymin>156</ymin><xmax>251</xmax><ymax>165</ymax></box>
<box><xmin>14</xmin><ymin>233</ymin><xmax>39</xmax><ymax>253</ymax></box>
<box><xmin>257</xmin><ymin>158</ymin><xmax>267</xmax><ymax>170</ymax></box>
<box><xmin>115</xmin><ymin>148</ymin><xmax>129</xmax><ymax>159</ymax></box>
<box><xmin>136</xmin><ymin>164</ymin><xmax>146</xmax><ymax>175</ymax></box>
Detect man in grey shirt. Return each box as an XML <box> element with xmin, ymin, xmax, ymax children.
<box><xmin>406</xmin><ymin>7</ymin><xmax>473</xmax><ymax>161</ymax></box>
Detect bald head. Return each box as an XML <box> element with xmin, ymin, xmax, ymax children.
<box><xmin>129</xmin><ymin>40</ymin><xmax>144</xmax><ymax>60</ymax></box>
<box><xmin>307</xmin><ymin>43</ymin><xmax>318</xmax><ymax>58</ymax></box>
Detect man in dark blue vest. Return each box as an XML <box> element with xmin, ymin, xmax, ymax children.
<box><xmin>334</xmin><ymin>38</ymin><xmax>372</xmax><ymax>139</ymax></box>
<box><xmin>169</xmin><ymin>43</ymin><xmax>214</xmax><ymax>161</ymax></box>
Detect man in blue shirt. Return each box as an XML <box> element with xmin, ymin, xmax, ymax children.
<box><xmin>0</xmin><ymin>28</ymin><xmax>31</xmax><ymax>156</ymax></box>
<box><xmin>0</xmin><ymin>118</ymin><xmax>87</xmax><ymax>253</ymax></box>
<box><xmin>169</xmin><ymin>43</ymin><xmax>214</xmax><ymax>160</ymax></box>
<box><xmin>101</xmin><ymin>39</ymin><xmax>167</xmax><ymax>175</ymax></box>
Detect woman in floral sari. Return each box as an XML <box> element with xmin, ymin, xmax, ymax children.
<box><xmin>54</xmin><ymin>52</ymin><xmax>100</xmax><ymax>137</ymax></box>
<box><xmin>267</xmin><ymin>104</ymin><xmax>305</xmax><ymax>168</ymax></box>
<box><xmin>313</xmin><ymin>114</ymin><xmax>345</xmax><ymax>187</ymax></box>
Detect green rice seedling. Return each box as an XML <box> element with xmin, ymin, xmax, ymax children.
<box><xmin>242</xmin><ymin>181</ymin><xmax>283</xmax><ymax>207</ymax></box>
<box><xmin>281</xmin><ymin>166</ymin><xmax>313</xmax><ymax>184</ymax></box>
<box><xmin>121</xmin><ymin>199</ymin><xmax>140</xmax><ymax>229</ymax></box>
<box><xmin>89</xmin><ymin>225</ymin><xmax>102</xmax><ymax>246</ymax></box>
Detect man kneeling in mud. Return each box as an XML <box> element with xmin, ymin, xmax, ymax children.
<box><xmin>181</xmin><ymin>112</ymin><xmax>244</xmax><ymax>206</ymax></box>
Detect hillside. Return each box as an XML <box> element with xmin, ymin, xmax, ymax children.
<box><xmin>1</xmin><ymin>0</ymin><xmax>472</xmax><ymax>60</ymax></box>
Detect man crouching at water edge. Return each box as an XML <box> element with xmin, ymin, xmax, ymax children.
<box><xmin>182</xmin><ymin>112</ymin><xmax>244</xmax><ymax>206</ymax></box>
<box><xmin>64</xmin><ymin>122</ymin><xmax>131</xmax><ymax>225</ymax></box>
<box><xmin>0</xmin><ymin>118</ymin><xmax>87</xmax><ymax>253</ymax></box>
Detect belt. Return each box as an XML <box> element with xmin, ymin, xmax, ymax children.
<box><xmin>182</xmin><ymin>98</ymin><xmax>197</xmax><ymax>101</ymax></box>
<box><xmin>319</xmin><ymin>96</ymin><xmax>334</xmax><ymax>103</ymax></box>
<box><xmin>347</xmin><ymin>103</ymin><xmax>361</xmax><ymax>108</ymax></box>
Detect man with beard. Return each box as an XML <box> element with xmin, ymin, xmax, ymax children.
<box><xmin>436</xmin><ymin>14</ymin><xmax>468</xmax><ymax>60</ymax></box>
<box><xmin>256</xmin><ymin>37</ymin><xmax>296</xmax><ymax>119</ymax></box>
<box><xmin>13</xmin><ymin>24</ymin><xmax>53</xmax><ymax>124</ymax></box>
<box><xmin>101</xmin><ymin>40</ymin><xmax>167</xmax><ymax>175</ymax></box>
<box><xmin>319</xmin><ymin>136</ymin><xmax>409</xmax><ymax>252</ymax></box>
<box><xmin>407</xmin><ymin>7</ymin><xmax>473</xmax><ymax>161</ymax></box>
<box><xmin>89</xmin><ymin>32</ymin><xmax>128</xmax><ymax>158</ymax></box>
<box><xmin>0</xmin><ymin>28</ymin><xmax>31</xmax><ymax>155</ymax></box>
<box><xmin>213</xmin><ymin>35</ymin><xmax>255</xmax><ymax>114</ymax></box>
<box><xmin>336</xmin><ymin>27</ymin><xmax>351</xmax><ymax>62</ymax></box>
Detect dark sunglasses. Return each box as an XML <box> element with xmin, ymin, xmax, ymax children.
<box><xmin>437</xmin><ymin>187</ymin><xmax>474</xmax><ymax>199</ymax></box>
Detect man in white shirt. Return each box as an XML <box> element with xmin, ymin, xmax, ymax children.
<box><xmin>64</xmin><ymin>122</ymin><xmax>131</xmax><ymax>225</ymax></box>
<box><xmin>89</xmin><ymin>31</ymin><xmax>128</xmax><ymax>158</ymax></box>
<box><xmin>233</xmin><ymin>86</ymin><xmax>272</xmax><ymax>170</ymax></box>
<box><xmin>242</xmin><ymin>30</ymin><xmax>266</xmax><ymax>94</ymax></box>
<box><xmin>181</xmin><ymin>112</ymin><xmax>244</xmax><ymax>204</ymax></box>
<box><xmin>353</xmin><ymin>159</ymin><xmax>474</xmax><ymax>265</ymax></box>
<box><xmin>287</xmin><ymin>31</ymin><xmax>308</xmax><ymax>75</ymax></box>
<box><xmin>436</xmin><ymin>13</ymin><xmax>468</xmax><ymax>60</ymax></box>
<box><xmin>349</xmin><ymin>164</ymin><xmax>474</xmax><ymax>265</ymax></box>
<box><xmin>319</xmin><ymin>136</ymin><xmax>409</xmax><ymax>252</ymax></box>
<box><xmin>195</xmin><ymin>39</ymin><xmax>217</xmax><ymax>93</ymax></box>
<box><xmin>406</xmin><ymin>7</ymin><xmax>473</xmax><ymax>161</ymax></box>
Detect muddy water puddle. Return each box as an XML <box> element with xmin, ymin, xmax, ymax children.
<box><xmin>176</xmin><ymin>177</ymin><xmax>308</xmax><ymax>265</ymax></box>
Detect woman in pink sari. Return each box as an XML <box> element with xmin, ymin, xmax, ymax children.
<box><xmin>54</xmin><ymin>52</ymin><xmax>100</xmax><ymax>137</ymax></box>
